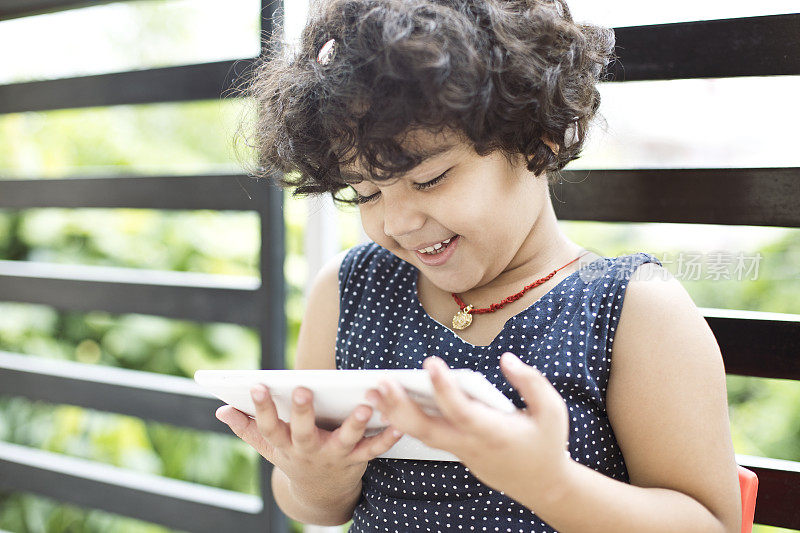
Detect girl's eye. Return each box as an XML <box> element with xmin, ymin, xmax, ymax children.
<box><xmin>355</xmin><ymin>191</ymin><xmax>380</xmax><ymax>204</ymax></box>
<box><xmin>355</xmin><ymin>169</ymin><xmax>451</xmax><ymax>205</ymax></box>
<box><xmin>416</xmin><ymin>169</ymin><xmax>450</xmax><ymax>190</ymax></box>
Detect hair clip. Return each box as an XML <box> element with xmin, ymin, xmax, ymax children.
<box><xmin>564</xmin><ymin>117</ymin><xmax>581</xmax><ymax>148</ymax></box>
<box><xmin>316</xmin><ymin>38</ymin><xmax>337</xmax><ymax>66</ymax></box>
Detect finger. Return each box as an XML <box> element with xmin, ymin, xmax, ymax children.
<box><xmin>423</xmin><ymin>356</ymin><xmax>493</xmax><ymax>431</ymax></box>
<box><xmin>348</xmin><ymin>424</ymin><xmax>405</xmax><ymax>463</ymax></box>
<box><xmin>330</xmin><ymin>404</ymin><xmax>373</xmax><ymax>450</ymax></box>
<box><xmin>500</xmin><ymin>352</ymin><xmax>560</xmax><ymax>418</ymax></box>
<box><xmin>288</xmin><ymin>386</ymin><xmax>320</xmax><ymax>452</ymax></box>
<box><xmin>249</xmin><ymin>384</ymin><xmax>291</xmax><ymax>448</ymax></box>
<box><xmin>216</xmin><ymin>405</ymin><xmax>278</xmax><ymax>462</ymax></box>
<box><xmin>375</xmin><ymin>379</ymin><xmax>453</xmax><ymax>449</ymax></box>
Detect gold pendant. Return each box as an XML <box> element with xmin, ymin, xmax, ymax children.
<box><xmin>452</xmin><ymin>305</ymin><xmax>473</xmax><ymax>330</ymax></box>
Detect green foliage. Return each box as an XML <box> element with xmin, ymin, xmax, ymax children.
<box><xmin>0</xmin><ymin>101</ymin><xmax>249</xmax><ymax>179</ymax></box>
<box><xmin>0</xmin><ymin>492</ymin><xmax>173</xmax><ymax>533</ymax></box>
<box><xmin>0</xmin><ymin>96</ymin><xmax>280</xmax><ymax>531</ymax></box>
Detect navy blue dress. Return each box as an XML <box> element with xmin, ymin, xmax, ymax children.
<box><xmin>336</xmin><ymin>242</ymin><xmax>662</xmax><ymax>532</ymax></box>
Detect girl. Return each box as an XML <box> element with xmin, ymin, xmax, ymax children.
<box><xmin>217</xmin><ymin>0</ymin><xmax>742</xmax><ymax>531</ymax></box>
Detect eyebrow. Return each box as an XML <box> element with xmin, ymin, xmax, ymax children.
<box><xmin>340</xmin><ymin>142</ymin><xmax>456</xmax><ymax>182</ymax></box>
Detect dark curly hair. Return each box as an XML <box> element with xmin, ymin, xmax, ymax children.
<box><xmin>233</xmin><ymin>0</ymin><xmax>615</xmax><ymax>207</ymax></box>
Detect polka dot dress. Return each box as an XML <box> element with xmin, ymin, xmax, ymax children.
<box><xmin>336</xmin><ymin>242</ymin><xmax>662</xmax><ymax>532</ymax></box>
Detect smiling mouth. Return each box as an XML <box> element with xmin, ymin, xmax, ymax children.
<box><xmin>416</xmin><ymin>235</ymin><xmax>457</xmax><ymax>255</ymax></box>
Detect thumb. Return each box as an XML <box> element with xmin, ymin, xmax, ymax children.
<box><xmin>216</xmin><ymin>405</ymin><xmax>251</xmax><ymax>433</ymax></box>
<box><xmin>500</xmin><ymin>352</ymin><xmax>555</xmax><ymax>418</ymax></box>
<box><xmin>216</xmin><ymin>405</ymin><xmax>277</xmax><ymax>463</ymax></box>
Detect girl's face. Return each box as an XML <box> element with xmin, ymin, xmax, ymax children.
<box><xmin>346</xmin><ymin>129</ymin><xmax>551</xmax><ymax>294</ymax></box>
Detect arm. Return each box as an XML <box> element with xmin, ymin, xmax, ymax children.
<box><xmin>270</xmin><ymin>249</ymin><xmax>363</xmax><ymax>526</ymax></box>
<box><xmin>516</xmin><ymin>262</ymin><xmax>741</xmax><ymax>532</ymax></box>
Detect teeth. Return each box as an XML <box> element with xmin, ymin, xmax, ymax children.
<box><xmin>417</xmin><ymin>236</ymin><xmax>454</xmax><ymax>254</ymax></box>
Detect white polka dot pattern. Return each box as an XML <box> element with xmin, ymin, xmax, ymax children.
<box><xmin>336</xmin><ymin>243</ymin><xmax>662</xmax><ymax>532</ymax></box>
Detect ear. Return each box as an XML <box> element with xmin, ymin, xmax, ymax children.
<box><xmin>541</xmin><ymin>135</ymin><xmax>559</xmax><ymax>156</ymax></box>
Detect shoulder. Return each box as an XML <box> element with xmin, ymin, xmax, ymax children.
<box><xmin>292</xmin><ymin>250</ymin><xmax>349</xmax><ymax>370</ymax></box>
<box><xmin>311</xmin><ymin>248</ymin><xmax>350</xmax><ymax>299</ymax></box>
<box><xmin>614</xmin><ymin>260</ymin><xmax>713</xmax><ymax>350</ymax></box>
<box><xmin>293</xmin><ymin>242</ymin><xmax>396</xmax><ymax>370</ymax></box>
<box><xmin>610</xmin><ymin>259</ymin><xmax>721</xmax><ymax>381</ymax></box>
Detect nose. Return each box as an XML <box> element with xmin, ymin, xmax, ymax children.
<box><xmin>382</xmin><ymin>193</ymin><xmax>425</xmax><ymax>241</ymax></box>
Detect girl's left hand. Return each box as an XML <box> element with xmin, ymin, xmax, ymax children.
<box><xmin>365</xmin><ymin>352</ymin><xmax>572</xmax><ymax>502</ymax></box>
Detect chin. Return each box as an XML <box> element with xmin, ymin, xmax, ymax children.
<box><xmin>425</xmin><ymin>271</ymin><xmax>475</xmax><ymax>294</ymax></box>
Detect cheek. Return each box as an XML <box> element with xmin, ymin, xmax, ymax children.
<box><xmin>359</xmin><ymin>210</ymin><xmax>388</xmax><ymax>242</ymax></box>
<box><xmin>359</xmin><ymin>210</ymin><xmax>377</xmax><ymax>230</ymax></box>
<box><xmin>452</xmin><ymin>188</ymin><xmax>501</xmax><ymax>229</ymax></box>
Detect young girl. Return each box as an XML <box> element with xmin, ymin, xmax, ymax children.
<box><xmin>217</xmin><ymin>0</ymin><xmax>742</xmax><ymax>531</ymax></box>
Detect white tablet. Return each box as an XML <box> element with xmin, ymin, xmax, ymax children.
<box><xmin>194</xmin><ymin>368</ymin><xmax>517</xmax><ymax>461</ymax></box>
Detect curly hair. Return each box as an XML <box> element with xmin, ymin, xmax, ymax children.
<box><xmin>233</xmin><ymin>0</ymin><xmax>615</xmax><ymax>207</ymax></box>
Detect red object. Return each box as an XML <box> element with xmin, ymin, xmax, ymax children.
<box><xmin>452</xmin><ymin>251</ymin><xmax>592</xmax><ymax>314</ymax></box>
<box><xmin>738</xmin><ymin>465</ymin><xmax>758</xmax><ymax>533</ymax></box>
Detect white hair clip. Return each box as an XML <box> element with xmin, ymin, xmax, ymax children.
<box><xmin>317</xmin><ymin>38</ymin><xmax>337</xmax><ymax>66</ymax></box>
<box><xmin>564</xmin><ymin>117</ymin><xmax>580</xmax><ymax>148</ymax></box>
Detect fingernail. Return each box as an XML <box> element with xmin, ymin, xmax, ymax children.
<box><xmin>378</xmin><ymin>382</ymin><xmax>390</xmax><ymax>396</ymax></box>
<box><xmin>355</xmin><ymin>408</ymin><xmax>369</xmax><ymax>421</ymax></box>
<box><xmin>294</xmin><ymin>390</ymin><xmax>308</xmax><ymax>404</ymax></box>
<box><xmin>251</xmin><ymin>387</ymin><xmax>265</xmax><ymax>403</ymax></box>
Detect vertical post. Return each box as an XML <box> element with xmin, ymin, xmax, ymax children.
<box><xmin>258</xmin><ymin>1</ymin><xmax>289</xmax><ymax>532</ymax></box>
<box><xmin>257</xmin><ymin>187</ymin><xmax>288</xmax><ymax>533</ymax></box>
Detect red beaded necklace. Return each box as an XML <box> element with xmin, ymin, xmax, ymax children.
<box><xmin>451</xmin><ymin>251</ymin><xmax>592</xmax><ymax>330</ymax></box>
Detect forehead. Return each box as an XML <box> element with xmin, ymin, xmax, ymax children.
<box><xmin>339</xmin><ymin>129</ymin><xmax>463</xmax><ymax>182</ymax></box>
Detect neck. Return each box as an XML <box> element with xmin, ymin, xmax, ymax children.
<box><xmin>457</xmin><ymin>194</ymin><xmax>586</xmax><ymax>303</ymax></box>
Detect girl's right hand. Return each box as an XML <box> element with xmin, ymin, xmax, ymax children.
<box><xmin>215</xmin><ymin>383</ymin><xmax>404</xmax><ymax>496</ymax></box>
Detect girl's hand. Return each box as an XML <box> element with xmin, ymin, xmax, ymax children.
<box><xmin>365</xmin><ymin>352</ymin><xmax>571</xmax><ymax>502</ymax></box>
<box><xmin>215</xmin><ymin>384</ymin><xmax>404</xmax><ymax>498</ymax></box>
